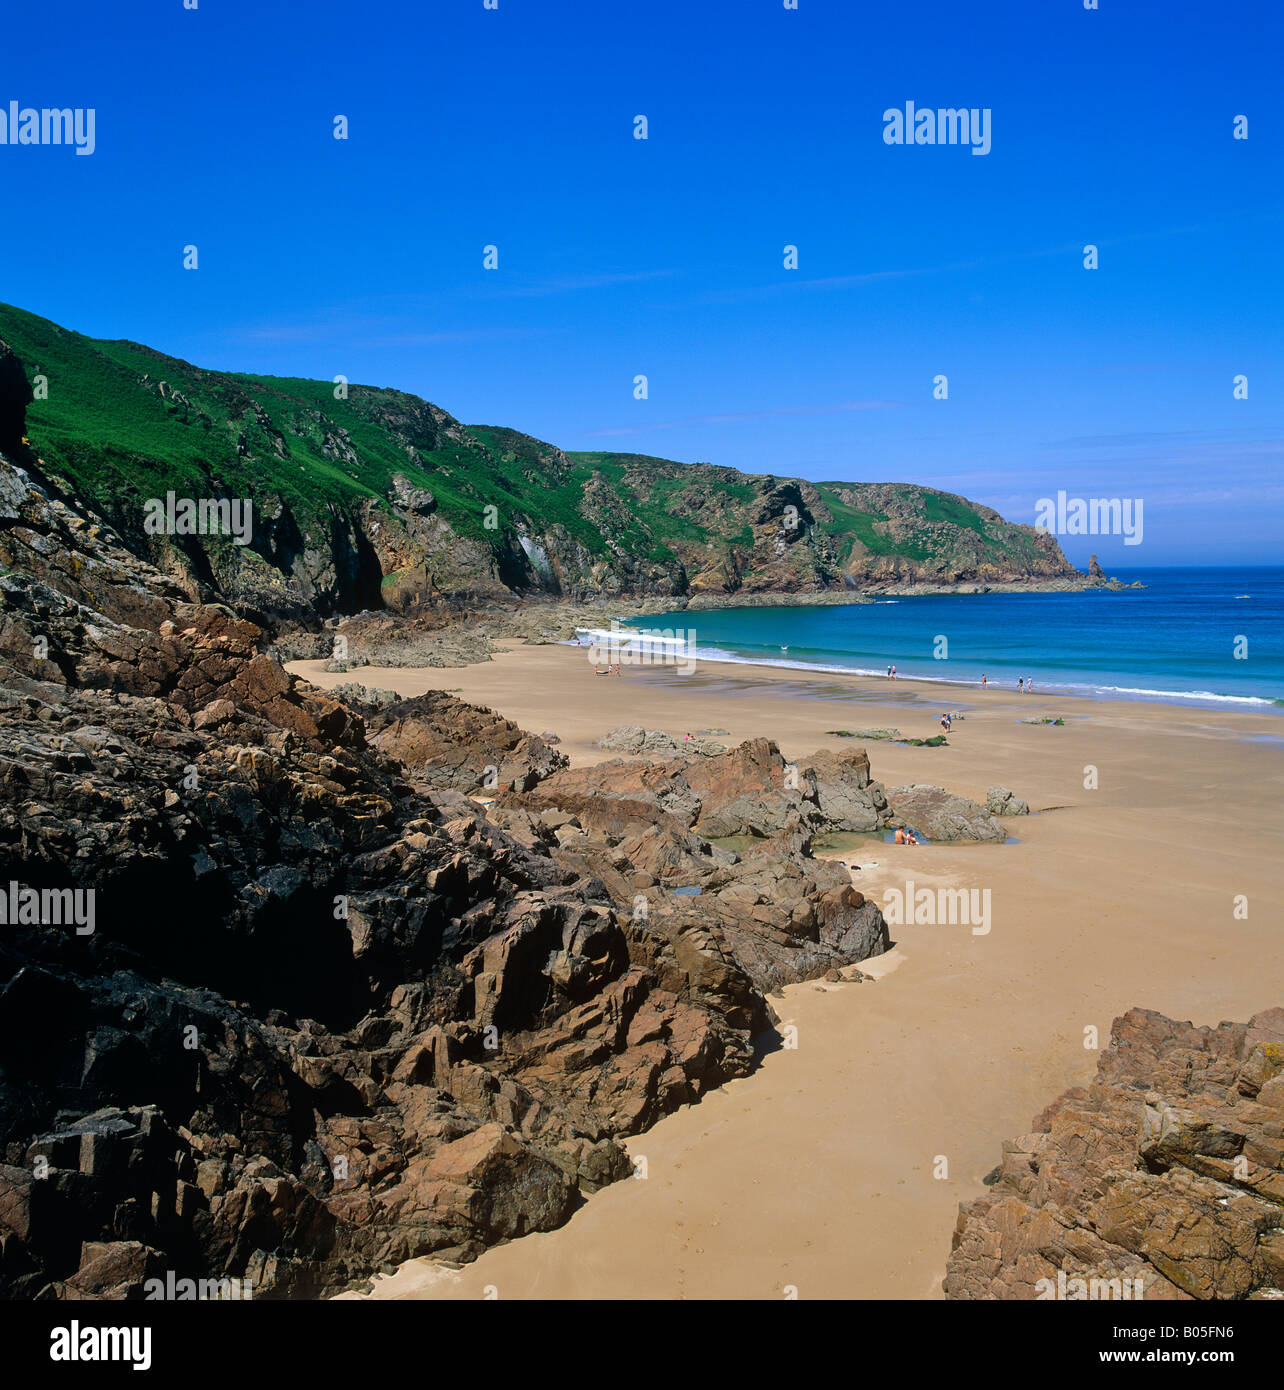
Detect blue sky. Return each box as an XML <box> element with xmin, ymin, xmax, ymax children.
<box><xmin>3</xmin><ymin>0</ymin><xmax>1281</xmax><ymax>565</ymax></box>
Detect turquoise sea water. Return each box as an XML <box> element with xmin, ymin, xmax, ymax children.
<box><xmin>612</xmin><ymin>568</ymin><xmax>1284</xmax><ymax>712</ymax></box>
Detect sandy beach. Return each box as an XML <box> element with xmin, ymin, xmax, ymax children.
<box><xmin>288</xmin><ymin>644</ymin><xmax>1284</xmax><ymax>1301</ymax></box>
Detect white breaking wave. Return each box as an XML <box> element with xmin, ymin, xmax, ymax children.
<box><xmin>634</xmin><ymin>642</ymin><xmax>1278</xmax><ymax>709</ymax></box>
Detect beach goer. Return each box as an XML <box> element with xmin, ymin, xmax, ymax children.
<box><xmin>886</xmin><ymin>665</ymin><xmax>892</xmax><ymax>679</ymax></box>
<box><xmin>940</xmin><ymin>714</ymin><xmax>949</xmax><ymax>732</ymax></box>
<box><xmin>981</xmin><ymin>674</ymin><xmax>987</xmax><ymax>687</ymax></box>
<box><xmin>894</xmin><ymin>828</ymin><xmax>906</xmax><ymax>844</ymax></box>
<box><xmin>891</xmin><ymin>665</ymin><xmax>897</xmax><ymax>679</ymax></box>
<box><xmin>1018</xmin><ymin>677</ymin><xmax>1024</xmax><ymax>692</ymax></box>
<box><xmin>945</xmin><ymin>712</ymin><xmax>953</xmax><ymax>730</ymax></box>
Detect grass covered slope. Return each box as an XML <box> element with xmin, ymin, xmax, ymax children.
<box><xmin>0</xmin><ymin>303</ymin><xmax>1078</xmax><ymax>626</ymax></box>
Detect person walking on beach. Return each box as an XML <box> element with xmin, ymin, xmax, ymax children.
<box><xmin>891</xmin><ymin>665</ymin><xmax>897</xmax><ymax>680</ymax></box>
<box><xmin>981</xmin><ymin>673</ymin><xmax>987</xmax><ymax>687</ymax></box>
<box><xmin>887</xmin><ymin>665</ymin><xmax>892</xmax><ymax>679</ymax></box>
<box><xmin>1018</xmin><ymin>677</ymin><xmax>1024</xmax><ymax>692</ymax></box>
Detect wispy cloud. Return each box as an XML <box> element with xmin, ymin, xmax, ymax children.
<box><xmin>483</xmin><ymin>269</ymin><xmax>679</xmax><ymax>299</ymax></box>
<box><xmin>237</xmin><ymin>318</ymin><xmax>535</xmax><ymax>348</ymax></box>
<box><xmin>581</xmin><ymin>399</ymin><xmax>905</xmax><ymax>438</ymax></box>
<box><xmin>693</xmin><ymin>213</ymin><xmax>1284</xmax><ymax>307</ymax></box>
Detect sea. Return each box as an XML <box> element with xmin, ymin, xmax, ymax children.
<box><xmin>603</xmin><ymin>568</ymin><xmax>1284</xmax><ymax>713</ymax></box>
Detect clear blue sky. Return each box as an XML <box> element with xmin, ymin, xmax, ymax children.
<box><xmin>4</xmin><ymin>0</ymin><xmax>1281</xmax><ymax>565</ymax></box>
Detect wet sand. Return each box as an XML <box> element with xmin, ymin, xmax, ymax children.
<box><xmin>289</xmin><ymin>644</ymin><xmax>1284</xmax><ymax>1301</ymax></box>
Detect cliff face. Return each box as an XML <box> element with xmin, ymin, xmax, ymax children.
<box><xmin>0</xmin><ymin>306</ymin><xmax>1078</xmax><ymax>629</ymax></box>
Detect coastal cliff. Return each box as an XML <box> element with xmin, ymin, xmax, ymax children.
<box><xmin>0</xmin><ymin>307</ymin><xmax>1079</xmax><ymax>631</ymax></box>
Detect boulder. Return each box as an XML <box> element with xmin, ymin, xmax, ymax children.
<box><xmin>886</xmin><ymin>785</ymin><xmax>1005</xmax><ymax>841</ymax></box>
<box><xmin>985</xmin><ymin>786</ymin><xmax>1030</xmax><ymax>816</ymax></box>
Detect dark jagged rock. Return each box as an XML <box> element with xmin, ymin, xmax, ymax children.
<box><xmin>944</xmin><ymin>1008</ymin><xmax>1284</xmax><ymax>1301</ymax></box>
<box><xmin>514</xmin><ymin>737</ymin><xmax>891</xmax><ymax>843</ymax></box>
<box><xmin>499</xmin><ymin>740</ymin><xmax>891</xmax><ymax>993</ymax></box>
<box><xmin>361</xmin><ymin>691</ymin><xmax>568</xmax><ymax>794</ymax></box>
<box><xmin>0</xmin><ymin>337</ymin><xmax>33</xmax><ymax>457</ymax></box>
<box><xmin>0</xmin><ymin>447</ymin><xmax>883</xmax><ymax>1299</ymax></box>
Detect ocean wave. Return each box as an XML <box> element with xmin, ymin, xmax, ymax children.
<box><xmin>678</xmin><ymin>646</ymin><xmax>1280</xmax><ymax>708</ymax></box>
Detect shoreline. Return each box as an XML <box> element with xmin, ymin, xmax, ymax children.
<box><xmin>302</xmin><ymin>641</ymin><xmax>1284</xmax><ymax>725</ymax></box>
<box><xmin>563</xmin><ymin>637</ymin><xmax>1282</xmax><ymax>715</ymax></box>
<box><xmin>296</xmin><ymin>642</ymin><xmax>1283</xmax><ymax>1301</ymax></box>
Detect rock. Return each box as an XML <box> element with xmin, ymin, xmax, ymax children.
<box><xmin>0</xmin><ymin>443</ymin><xmax>901</xmax><ymax>1301</ymax></box>
<box><xmin>597</xmin><ymin>726</ymin><xmax>725</xmax><ymax>758</ymax></box>
<box><xmin>0</xmin><ymin>448</ymin><xmax>895</xmax><ymax>1298</ymax></box>
<box><xmin>945</xmin><ymin>1007</ymin><xmax>1284</xmax><ymax>1301</ymax></box>
<box><xmin>886</xmin><ymin>785</ymin><xmax>1005</xmax><ymax>841</ymax></box>
<box><xmin>362</xmin><ymin>691</ymin><xmax>567</xmax><ymax>794</ymax></box>
<box><xmin>985</xmin><ymin>786</ymin><xmax>1030</xmax><ymax>816</ymax></box>
<box><xmin>0</xmin><ymin>337</ymin><xmax>33</xmax><ymax>456</ymax></box>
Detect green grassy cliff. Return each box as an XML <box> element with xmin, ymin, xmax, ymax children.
<box><xmin>0</xmin><ymin>304</ymin><xmax>1078</xmax><ymax>626</ymax></box>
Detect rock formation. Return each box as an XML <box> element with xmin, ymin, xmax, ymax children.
<box><xmin>0</xmin><ymin>437</ymin><xmax>890</xmax><ymax>1298</ymax></box>
<box><xmin>886</xmin><ymin>785</ymin><xmax>1006</xmax><ymax>841</ymax></box>
<box><xmin>986</xmin><ymin>786</ymin><xmax>1030</xmax><ymax>816</ymax></box>
<box><xmin>944</xmin><ymin>1007</ymin><xmax>1284</xmax><ymax>1301</ymax></box>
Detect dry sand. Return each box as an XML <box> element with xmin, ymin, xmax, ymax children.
<box><xmin>288</xmin><ymin>644</ymin><xmax>1284</xmax><ymax>1301</ymax></box>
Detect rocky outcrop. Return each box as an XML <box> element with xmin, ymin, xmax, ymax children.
<box><xmin>498</xmin><ymin>741</ymin><xmax>892</xmax><ymax>993</ymax></box>
<box><xmin>1085</xmin><ymin>552</ymin><xmax>1146</xmax><ymax>592</ymax></box>
<box><xmin>597</xmin><ymin>726</ymin><xmax>727</xmax><ymax>757</ymax></box>
<box><xmin>513</xmin><ymin>738</ymin><xmax>891</xmax><ymax>845</ymax></box>
<box><xmin>0</xmin><ymin>449</ymin><xmax>869</xmax><ymax>1299</ymax></box>
<box><xmin>886</xmin><ymin>785</ymin><xmax>1005</xmax><ymax>841</ymax></box>
<box><xmin>361</xmin><ymin>691</ymin><xmax>567</xmax><ymax>794</ymax></box>
<box><xmin>986</xmin><ymin>786</ymin><xmax>1030</xmax><ymax>816</ymax></box>
<box><xmin>944</xmin><ymin>1007</ymin><xmax>1284</xmax><ymax>1301</ymax></box>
